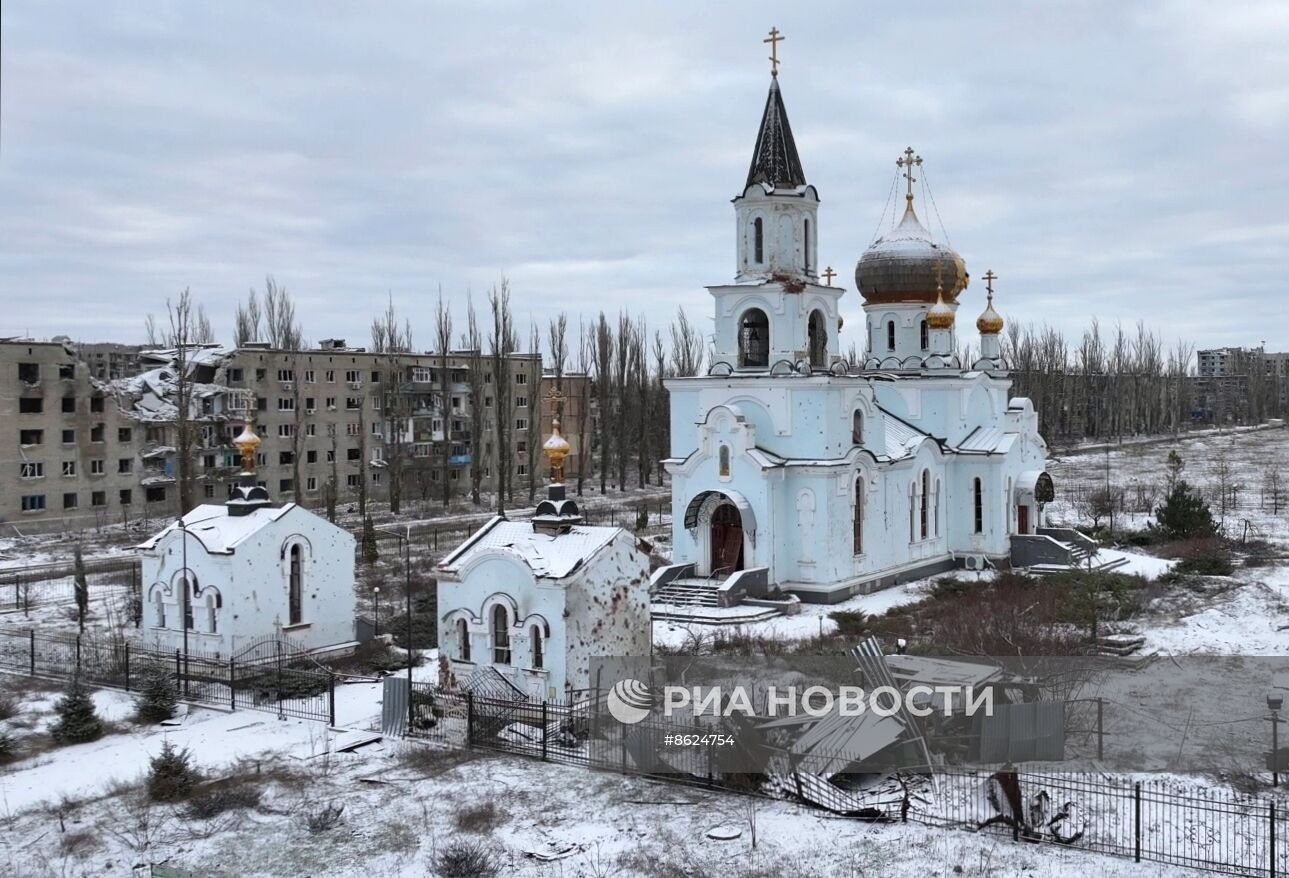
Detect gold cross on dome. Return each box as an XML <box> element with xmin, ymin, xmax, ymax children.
<box><xmin>822</xmin><ymin>266</ymin><xmax>836</xmax><ymax>286</ymax></box>
<box><xmin>764</xmin><ymin>27</ymin><xmax>784</xmax><ymax>75</ymax></box>
<box><xmin>983</xmin><ymin>269</ymin><xmax>997</xmax><ymax>294</ymax></box>
<box><xmin>897</xmin><ymin>147</ymin><xmax>922</xmax><ymax>202</ymax></box>
<box><xmin>543</xmin><ymin>384</ymin><xmax>566</xmax><ymax>418</ymax></box>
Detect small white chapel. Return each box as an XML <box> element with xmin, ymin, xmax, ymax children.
<box><xmin>137</xmin><ymin>418</ymin><xmax>358</xmax><ymax>656</ymax></box>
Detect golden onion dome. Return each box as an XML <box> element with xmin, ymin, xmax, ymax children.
<box><xmin>233</xmin><ymin>418</ymin><xmax>262</xmax><ymax>472</ymax></box>
<box><xmin>855</xmin><ymin>201</ymin><xmax>968</xmax><ymax>306</ymax></box>
<box><xmin>926</xmin><ymin>286</ymin><xmax>955</xmax><ymax>330</ymax></box>
<box><xmin>976</xmin><ymin>291</ymin><xmax>1004</xmax><ymax>335</ymax></box>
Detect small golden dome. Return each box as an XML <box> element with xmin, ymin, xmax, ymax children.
<box><xmin>976</xmin><ymin>291</ymin><xmax>1004</xmax><ymax>335</ymax></box>
<box><xmin>926</xmin><ymin>287</ymin><xmax>955</xmax><ymax>330</ymax></box>
<box><xmin>543</xmin><ymin>418</ymin><xmax>571</xmax><ymax>483</ymax></box>
<box><xmin>233</xmin><ymin>418</ymin><xmax>262</xmax><ymax>472</ymax></box>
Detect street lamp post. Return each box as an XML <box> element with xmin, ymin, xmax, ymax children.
<box><xmin>177</xmin><ymin>516</ymin><xmax>191</xmax><ymax>695</ymax></box>
<box><xmin>373</xmin><ymin>586</ymin><xmax>381</xmax><ymax>637</ymax></box>
<box><xmin>1270</xmin><ymin>694</ymin><xmax>1284</xmax><ymax>787</ymax></box>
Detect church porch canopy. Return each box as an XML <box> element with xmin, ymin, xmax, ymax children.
<box><xmin>1015</xmin><ymin>470</ymin><xmax>1055</xmax><ymax>504</ymax></box>
<box><xmin>683</xmin><ymin>490</ymin><xmax>758</xmax><ymax>548</ymax></box>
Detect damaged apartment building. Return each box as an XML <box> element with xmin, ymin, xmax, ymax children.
<box><xmin>0</xmin><ymin>336</ymin><xmax>589</xmax><ymax>535</ymax></box>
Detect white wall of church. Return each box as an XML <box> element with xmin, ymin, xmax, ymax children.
<box><xmin>140</xmin><ymin>508</ymin><xmax>356</xmax><ymax>657</ymax></box>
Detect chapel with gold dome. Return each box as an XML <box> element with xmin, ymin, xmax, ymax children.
<box><xmin>655</xmin><ymin>33</ymin><xmax>1055</xmax><ymax>608</ymax></box>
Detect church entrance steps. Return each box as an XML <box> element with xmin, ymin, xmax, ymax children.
<box><xmin>650</xmin><ymin>601</ymin><xmax>787</xmax><ymax>625</ymax></box>
<box><xmin>650</xmin><ymin>576</ymin><xmax>724</xmax><ymax>607</ymax></box>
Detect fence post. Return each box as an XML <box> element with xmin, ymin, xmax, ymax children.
<box><xmin>1097</xmin><ymin>697</ymin><xmax>1104</xmax><ymax>760</ymax></box>
<box><xmin>124</xmin><ymin>642</ymin><xmax>130</xmax><ymax>692</ymax></box>
<box><xmin>75</xmin><ymin>636</ymin><xmax>81</xmax><ymax>677</ymax></box>
<box><xmin>541</xmin><ymin>701</ymin><xmax>548</xmax><ymax>761</ymax></box>
<box><xmin>1134</xmin><ymin>781</ymin><xmax>1142</xmax><ymax>863</ymax></box>
<box><xmin>1273</xmin><ymin>800</ymin><xmax>1277</xmax><ymax>878</ymax></box>
<box><xmin>29</xmin><ymin>629</ymin><xmax>35</xmax><ymax>676</ymax></box>
<box><xmin>229</xmin><ymin>658</ymin><xmax>236</xmax><ymax>710</ymax></box>
<box><xmin>466</xmin><ymin>692</ymin><xmax>474</xmax><ymax>747</ymax></box>
<box><xmin>328</xmin><ymin>674</ymin><xmax>336</xmax><ymax>728</ymax></box>
<box><xmin>175</xmin><ymin>649</ymin><xmax>181</xmax><ymax>692</ymax></box>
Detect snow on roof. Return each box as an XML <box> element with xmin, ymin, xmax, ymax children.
<box><xmin>880</xmin><ymin>409</ymin><xmax>932</xmax><ymax>461</ymax></box>
<box><xmin>438</xmin><ymin>517</ymin><xmax>623</xmax><ymax>580</ymax></box>
<box><xmin>955</xmin><ymin>426</ymin><xmax>1017</xmax><ymax>454</ymax></box>
<box><xmin>136</xmin><ymin>502</ymin><xmax>299</xmax><ymax>554</ymax></box>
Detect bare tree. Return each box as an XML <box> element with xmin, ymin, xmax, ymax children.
<box><xmin>488</xmin><ymin>280</ymin><xmax>517</xmax><ymax>515</ymax></box>
<box><xmin>526</xmin><ymin>322</ymin><xmax>543</xmax><ymax>503</ymax></box>
<box><xmin>575</xmin><ymin>316</ymin><xmax>592</xmax><ymax>497</ymax></box>
<box><xmin>371</xmin><ymin>294</ymin><xmax>414</xmax><ymax>514</ymax></box>
<box><xmin>194</xmin><ymin>306</ymin><xmax>214</xmax><ymax>345</ymax></box>
<box><xmin>591</xmin><ymin>313</ymin><xmax>614</xmax><ymax>493</ymax></box>
<box><xmin>464</xmin><ymin>293</ymin><xmax>487</xmax><ymax>506</ymax></box>
<box><xmin>166</xmin><ymin>289</ymin><xmax>199</xmax><ymax>514</ymax></box>
<box><xmin>432</xmin><ymin>290</ymin><xmax>454</xmax><ymax>508</ymax></box>
<box><xmin>669</xmin><ymin>306</ymin><xmax>705</xmax><ymax>377</ymax></box>
<box><xmin>233</xmin><ymin>289</ymin><xmax>263</xmax><ymax>347</ymax></box>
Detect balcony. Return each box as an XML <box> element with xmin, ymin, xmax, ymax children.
<box><xmin>449</xmin><ymin>454</ymin><xmax>472</xmax><ymax>466</ymax></box>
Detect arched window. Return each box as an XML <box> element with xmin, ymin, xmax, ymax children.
<box><xmin>920</xmin><ymin>319</ymin><xmax>929</xmax><ymax>351</ymax></box>
<box><xmin>205</xmin><ymin>591</ymin><xmax>220</xmax><ymax>634</ymax></box>
<box><xmin>531</xmin><ymin>625</ymin><xmax>544</xmax><ymax>669</ymax></box>
<box><xmin>182</xmin><ymin>574</ymin><xmax>195</xmax><ymax>631</ymax></box>
<box><xmin>887</xmin><ymin>320</ymin><xmax>896</xmax><ymax>352</ymax></box>
<box><xmin>753</xmin><ymin>217</ymin><xmax>764</xmax><ymax>264</ymax></box>
<box><xmin>288</xmin><ymin>544</ymin><xmax>303</xmax><ymax>626</ymax></box>
<box><xmin>851</xmin><ymin>411</ymin><xmax>863</xmax><ymax>444</ymax></box>
<box><xmin>934</xmin><ymin>478</ymin><xmax>942</xmax><ymax>538</ymax></box>
<box><xmin>457</xmin><ymin>618</ymin><xmax>471</xmax><ymax>662</ymax></box>
<box><xmin>908</xmin><ymin>482</ymin><xmax>916</xmax><ymax>543</ymax></box>
<box><xmin>153</xmin><ymin>591</ymin><xmax>166</xmax><ymax>629</ymax></box>
<box><xmin>492</xmin><ymin>604</ymin><xmax>511</xmax><ymax>664</ymax></box>
<box><xmin>853</xmin><ymin>477</ymin><xmax>864</xmax><ymax>555</ymax></box>
<box><xmin>920</xmin><ymin>470</ymin><xmax>930</xmax><ymax>540</ymax></box>
<box><xmin>807</xmin><ymin>310</ymin><xmax>827</xmax><ymax>368</ymax></box>
<box><xmin>738</xmin><ymin>309</ymin><xmax>770</xmax><ymax>368</ymax></box>
<box><xmin>803</xmin><ymin>219</ymin><xmax>811</xmax><ymax>272</ymax></box>
<box><xmin>718</xmin><ymin>444</ymin><xmax>731</xmax><ymax>477</ymax></box>
<box><xmin>973</xmin><ymin>478</ymin><xmax>984</xmax><ymax>533</ymax></box>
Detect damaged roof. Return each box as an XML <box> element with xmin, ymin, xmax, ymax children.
<box><xmin>438</xmin><ymin>516</ymin><xmax>624</xmax><ymax>580</ymax></box>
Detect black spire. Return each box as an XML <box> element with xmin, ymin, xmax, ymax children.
<box><xmin>745</xmin><ymin>77</ymin><xmax>806</xmax><ymax>190</ymax></box>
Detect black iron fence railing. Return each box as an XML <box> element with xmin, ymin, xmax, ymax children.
<box><xmin>0</xmin><ymin>628</ymin><xmax>335</xmax><ymax>726</ymax></box>
<box><xmin>404</xmin><ymin>683</ymin><xmax>1288</xmax><ymax>878</ymax></box>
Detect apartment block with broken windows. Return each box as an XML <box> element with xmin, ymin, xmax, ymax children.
<box><xmin>0</xmin><ymin>339</ymin><xmax>174</xmax><ymax>534</ymax></box>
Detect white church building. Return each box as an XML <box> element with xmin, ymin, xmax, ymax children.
<box><xmin>653</xmin><ymin>65</ymin><xmax>1057</xmax><ymax>607</ymax></box>
<box><xmin>137</xmin><ymin>420</ymin><xmax>358</xmax><ymax>656</ymax></box>
<box><xmin>436</xmin><ymin>421</ymin><xmax>652</xmax><ymax>700</ymax></box>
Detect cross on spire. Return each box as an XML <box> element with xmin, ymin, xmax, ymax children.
<box><xmin>822</xmin><ymin>266</ymin><xmax>836</xmax><ymax>286</ymax></box>
<box><xmin>896</xmin><ymin>147</ymin><xmax>922</xmax><ymax>204</ymax></box>
<box><xmin>764</xmin><ymin>27</ymin><xmax>784</xmax><ymax>76</ymax></box>
<box><xmin>982</xmin><ymin>269</ymin><xmax>997</xmax><ymax>295</ymax></box>
<box><xmin>543</xmin><ymin>383</ymin><xmax>566</xmax><ymax>420</ymax></box>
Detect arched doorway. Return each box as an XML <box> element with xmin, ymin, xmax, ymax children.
<box><xmin>710</xmin><ymin>503</ymin><xmax>745</xmax><ymax>574</ymax></box>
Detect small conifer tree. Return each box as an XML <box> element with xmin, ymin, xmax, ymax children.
<box><xmin>50</xmin><ymin>680</ymin><xmax>103</xmax><ymax>745</ymax></box>
<box><xmin>1153</xmin><ymin>479</ymin><xmax>1216</xmax><ymax>540</ymax></box>
<box><xmin>147</xmin><ymin>739</ymin><xmax>200</xmax><ymax>801</ymax></box>
<box><xmin>135</xmin><ymin>670</ymin><xmax>178</xmax><ymax>724</ymax></box>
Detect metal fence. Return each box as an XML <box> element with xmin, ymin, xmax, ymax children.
<box><xmin>400</xmin><ymin>683</ymin><xmax>1285</xmax><ymax>878</ymax></box>
<box><xmin>0</xmin><ymin>628</ymin><xmax>335</xmax><ymax>725</ymax></box>
<box><xmin>0</xmin><ymin>556</ymin><xmax>142</xmax><ymax>616</ymax></box>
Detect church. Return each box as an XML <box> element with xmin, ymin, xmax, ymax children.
<box><xmin>653</xmin><ymin>46</ymin><xmax>1054</xmax><ymax>607</ymax></box>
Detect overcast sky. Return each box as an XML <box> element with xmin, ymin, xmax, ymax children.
<box><xmin>2</xmin><ymin>1</ymin><xmax>1287</xmax><ymax>356</ymax></box>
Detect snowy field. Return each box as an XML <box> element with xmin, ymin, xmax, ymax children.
<box><xmin>0</xmin><ymin>677</ymin><xmax>1211</xmax><ymax>878</ymax></box>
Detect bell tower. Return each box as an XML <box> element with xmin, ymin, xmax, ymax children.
<box><xmin>708</xmin><ymin>31</ymin><xmax>841</xmax><ymax>374</ymax></box>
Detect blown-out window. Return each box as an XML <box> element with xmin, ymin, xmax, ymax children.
<box><xmin>458</xmin><ymin>618</ymin><xmax>471</xmax><ymax>662</ymax></box>
<box><xmin>853</xmin><ymin>477</ymin><xmax>864</xmax><ymax>555</ymax></box>
<box><xmin>531</xmin><ymin>625</ymin><xmax>544</xmax><ymax>669</ymax></box>
<box><xmin>973</xmin><ymin>478</ymin><xmax>984</xmax><ymax>534</ymax></box>
<box><xmin>492</xmin><ymin>605</ymin><xmax>511</xmax><ymax>665</ymax></box>
<box><xmin>754</xmin><ymin>217</ymin><xmax>764</xmax><ymax>264</ymax></box>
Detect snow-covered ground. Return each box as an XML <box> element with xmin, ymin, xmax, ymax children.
<box><xmin>0</xmin><ymin>675</ymin><xmax>1209</xmax><ymax>878</ymax></box>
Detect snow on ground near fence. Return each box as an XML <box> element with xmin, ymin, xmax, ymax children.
<box><xmin>0</xmin><ymin>679</ymin><xmax>386</xmax><ymax>815</ymax></box>
<box><xmin>0</xmin><ymin>681</ymin><xmax>1213</xmax><ymax>876</ymax></box>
